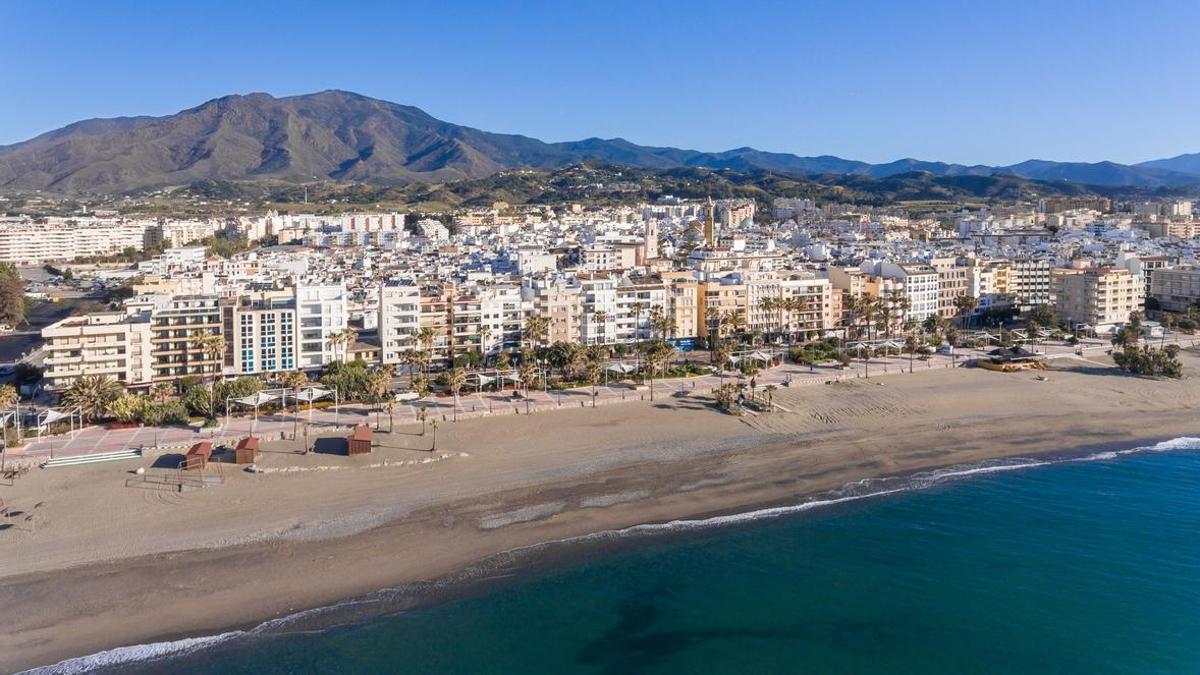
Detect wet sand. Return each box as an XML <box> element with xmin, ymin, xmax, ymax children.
<box><xmin>1</xmin><ymin>354</ymin><xmax>1198</xmax><ymax>672</ymax></box>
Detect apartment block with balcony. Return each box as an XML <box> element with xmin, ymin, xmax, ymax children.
<box><xmin>1054</xmin><ymin>268</ymin><xmax>1144</xmax><ymax>330</ymax></box>
<box><xmin>661</xmin><ymin>273</ymin><xmax>700</xmax><ymax>340</ymax></box>
<box><xmin>147</xmin><ymin>295</ymin><xmax>224</xmax><ymax>383</ymax></box>
<box><xmin>524</xmin><ymin>279</ymin><xmax>582</xmax><ymax>346</ymax></box>
<box><xmin>478</xmin><ymin>285</ymin><xmax>529</xmax><ymax>355</ymax></box>
<box><xmin>294</xmin><ymin>282</ymin><xmax>348</xmax><ymax>370</ymax></box>
<box><xmin>1007</xmin><ymin>258</ymin><xmax>1054</xmax><ymax>311</ymax></box>
<box><xmin>379</xmin><ymin>282</ymin><xmax>422</xmax><ymax>365</ymax></box>
<box><xmin>1149</xmin><ymin>266</ymin><xmax>1200</xmax><ymax>313</ymax></box>
<box><xmin>42</xmin><ymin>311</ymin><xmax>153</xmax><ymax>391</ymax></box>
<box><xmin>615</xmin><ymin>279</ymin><xmax>669</xmax><ymax>343</ymax></box>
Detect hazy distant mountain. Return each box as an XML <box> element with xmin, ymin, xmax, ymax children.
<box><xmin>1135</xmin><ymin>153</ymin><xmax>1200</xmax><ymax>177</ymax></box>
<box><xmin>0</xmin><ymin>90</ymin><xmax>1196</xmax><ymax>193</ymax></box>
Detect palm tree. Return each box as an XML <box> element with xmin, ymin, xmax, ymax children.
<box><xmin>517</xmin><ymin>362</ymin><xmax>538</xmax><ymax>396</ymax></box>
<box><xmin>281</xmin><ymin>369</ymin><xmax>308</xmax><ymax>391</ymax></box>
<box><xmin>843</xmin><ymin>293</ymin><xmax>869</xmax><ymax>342</ymax></box>
<box><xmin>193</xmin><ymin>331</ymin><xmax>226</xmax><ymax>379</ymax></box>
<box><xmin>642</xmin><ymin>339</ymin><xmax>672</xmax><ymax>401</ymax></box>
<box><xmin>327</xmin><ymin>327</ymin><xmax>359</xmax><ymax>363</ymax></box>
<box><xmin>946</xmin><ymin>327</ymin><xmax>961</xmax><ymax>367</ymax></box>
<box><xmin>523</xmin><ymin>315</ymin><xmax>550</xmax><ymax>352</ymax></box>
<box><xmin>567</xmin><ymin>345</ymin><xmax>589</xmax><ymax>382</ymax></box>
<box><xmin>523</xmin><ymin>315</ymin><xmax>551</xmax><ymax>389</ymax></box>
<box><xmin>954</xmin><ymin>294</ymin><xmax>978</xmax><ymax>330</ymax></box>
<box><xmin>875</xmin><ymin>295</ymin><xmax>891</xmax><ymax>340</ymax></box>
<box><xmin>478</xmin><ymin>323</ymin><xmax>493</xmax><ymax>365</ymax></box>
<box><xmin>758</xmin><ymin>297</ymin><xmax>779</xmax><ymax>340</ymax></box>
<box><xmin>62</xmin><ymin>375</ymin><xmax>124</xmax><ymax>423</ymax></box>
<box><xmin>367</xmin><ymin>370</ymin><xmax>390</xmax><ymax>429</ymax></box>
<box><xmin>651</xmin><ymin>305</ymin><xmax>676</xmax><ymax>342</ymax></box>
<box><xmin>584</xmin><ymin>359</ymin><xmax>602</xmax><ymax>407</ymax></box>
<box><xmin>444</xmin><ymin>367</ymin><xmax>467</xmax><ymax>422</ymax></box>
<box><xmin>0</xmin><ymin>383</ymin><xmax>15</xmax><ymax>471</ymax></box>
<box><xmin>401</xmin><ymin>348</ymin><xmax>422</xmax><ymax>386</ymax></box>
<box><xmin>632</xmin><ymin>301</ymin><xmax>647</xmax><ymax>344</ymax></box>
<box><xmin>584</xmin><ymin>344</ymin><xmax>608</xmax><ymax>398</ymax></box>
<box><xmin>786</xmin><ymin>296</ymin><xmax>813</xmax><ymax>344</ymax></box>
<box><xmin>592</xmin><ymin>311</ymin><xmax>609</xmax><ymax>345</ymax></box>
<box><xmin>654</xmin><ymin>307</ymin><xmax>679</xmax><ymax>373</ymax></box>
<box><xmin>885</xmin><ymin>289</ymin><xmax>909</xmax><ymax>339</ymax></box>
<box><xmin>905</xmin><ymin>331</ymin><xmax>919</xmax><ymax>372</ymax></box>
<box><xmin>923</xmin><ymin>314</ymin><xmax>948</xmax><ymax>344</ymax></box>
<box><xmin>725</xmin><ymin>310</ymin><xmax>746</xmax><ymax>346</ymax></box>
<box><xmin>193</xmin><ymin>331</ymin><xmax>227</xmax><ymax>417</ymax></box>
<box><xmin>379</xmin><ymin>362</ymin><xmax>397</xmax><ymax>383</ymax></box>
<box><xmin>711</xmin><ymin>342</ymin><xmax>732</xmax><ymax>386</ymax></box>
<box><xmin>415</xmin><ymin>327</ymin><xmax>437</xmax><ymax>374</ymax></box>
<box><xmin>384</xmin><ymin>398</ymin><xmax>397</xmax><ymax>433</ymax></box>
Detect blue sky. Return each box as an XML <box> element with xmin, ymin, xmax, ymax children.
<box><xmin>3</xmin><ymin>0</ymin><xmax>1198</xmax><ymax>165</ymax></box>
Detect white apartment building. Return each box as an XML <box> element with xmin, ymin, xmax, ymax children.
<box><xmin>137</xmin><ymin>247</ymin><xmax>208</xmax><ymax>275</ymax></box>
<box><xmin>580</xmin><ymin>276</ymin><xmax>619</xmax><ymax>345</ymax></box>
<box><xmin>1007</xmin><ymin>258</ymin><xmax>1053</xmax><ymax>310</ymax></box>
<box><xmin>145</xmin><ymin>220</ymin><xmax>222</xmax><ymax>249</ymax></box>
<box><xmin>478</xmin><ymin>285</ymin><xmax>529</xmax><ymax>354</ymax></box>
<box><xmin>0</xmin><ymin>218</ymin><xmax>149</xmax><ymax>264</ymax></box>
<box><xmin>379</xmin><ymin>282</ymin><xmax>421</xmax><ymax>365</ymax></box>
<box><xmin>579</xmin><ymin>245</ymin><xmax>626</xmax><ymax>272</ymax></box>
<box><xmin>864</xmin><ymin>261</ymin><xmax>939</xmax><ymax>322</ymax></box>
<box><xmin>614</xmin><ymin>280</ymin><xmax>669</xmax><ymax>342</ymax></box>
<box><xmin>295</xmin><ymin>282</ymin><xmax>349</xmax><ymax>369</ymax></box>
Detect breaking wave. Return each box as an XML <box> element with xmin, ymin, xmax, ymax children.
<box><xmin>25</xmin><ymin>436</ymin><xmax>1200</xmax><ymax>674</ymax></box>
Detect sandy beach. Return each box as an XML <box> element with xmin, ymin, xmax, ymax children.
<box><xmin>1</xmin><ymin>353</ymin><xmax>1198</xmax><ymax>672</ymax></box>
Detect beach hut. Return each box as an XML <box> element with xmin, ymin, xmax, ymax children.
<box><xmin>348</xmin><ymin>425</ymin><xmax>373</xmax><ymax>455</ymax></box>
<box><xmin>234</xmin><ymin>437</ymin><xmax>259</xmax><ymax>464</ymax></box>
<box><xmin>186</xmin><ymin>441</ymin><xmax>213</xmax><ymax>470</ymax></box>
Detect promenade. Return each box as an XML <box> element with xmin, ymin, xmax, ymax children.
<box><xmin>6</xmin><ymin>337</ymin><xmax>1169</xmax><ymax>460</ymax></box>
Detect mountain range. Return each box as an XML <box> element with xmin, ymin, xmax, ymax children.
<box><xmin>1</xmin><ymin>90</ymin><xmax>1198</xmax><ymax>194</ymax></box>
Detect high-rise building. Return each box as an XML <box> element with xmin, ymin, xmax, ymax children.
<box><xmin>222</xmin><ymin>295</ymin><xmax>299</xmax><ymax>375</ymax></box>
<box><xmin>294</xmin><ymin>282</ymin><xmax>348</xmax><ymax>369</ymax></box>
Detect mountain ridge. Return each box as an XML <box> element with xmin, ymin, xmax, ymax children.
<box><xmin>0</xmin><ymin>89</ymin><xmax>1197</xmax><ymax>193</ymax></box>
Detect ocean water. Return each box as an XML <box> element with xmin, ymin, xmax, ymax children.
<box><xmin>45</xmin><ymin>439</ymin><xmax>1200</xmax><ymax>674</ymax></box>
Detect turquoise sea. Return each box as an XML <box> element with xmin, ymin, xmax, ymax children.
<box><xmin>49</xmin><ymin>438</ymin><xmax>1200</xmax><ymax>674</ymax></box>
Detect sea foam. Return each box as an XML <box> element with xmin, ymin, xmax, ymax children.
<box><xmin>23</xmin><ymin>435</ymin><xmax>1200</xmax><ymax>674</ymax></box>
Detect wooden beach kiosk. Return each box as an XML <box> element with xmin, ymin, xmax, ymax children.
<box><xmin>234</xmin><ymin>437</ymin><xmax>259</xmax><ymax>464</ymax></box>
<box><xmin>185</xmin><ymin>441</ymin><xmax>213</xmax><ymax>470</ymax></box>
<box><xmin>976</xmin><ymin>346</ymin><xmax>1048</xmax><ymax>372</ymax></box>
<box><xmin>348</xmin><ymin>425</ymin><xmax>373</xmax><ymax>455</ymax></box>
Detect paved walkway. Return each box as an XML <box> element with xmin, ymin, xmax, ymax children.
<box><xmin>11</xmin><ymin>337</ymin><xmax>1195</xmax><ymax>461</ymax></box>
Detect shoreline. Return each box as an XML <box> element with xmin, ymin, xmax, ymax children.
<box><xmin>29</xmin><ymin>433</ymin><xmax>1199</xmax><ymax>675</ymax></box>
<box><xmin>3</xmin><ymin>355</ymin><xmax>1200</xmax><ymax>672</ymax></box>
